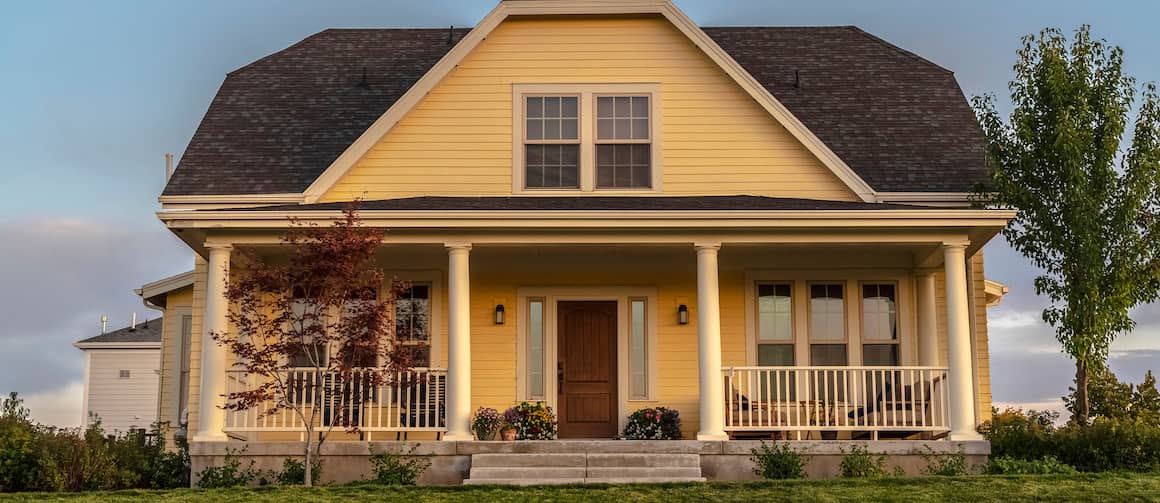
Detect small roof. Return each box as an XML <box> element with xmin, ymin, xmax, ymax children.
<box><xmin>136</xmin><ymin>270</ymin><xmax>195</xmax><ymax>308</ymax></box>
<box><xmin>229</xmin><ymin>195</ymin><xmax>938</xmax><ymax>212</ymax></box>
<box><xmin>74</xmin><ymin>321</ymin><xmax>162</xmax><ymax>349</ymax></box>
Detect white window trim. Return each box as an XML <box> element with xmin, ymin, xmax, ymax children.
<box><xmin>170</xmin><ymin>307</ymin><xmax>193</xmax><ymax>423</ymax></box>
<box><xmin>385</xmin><ymin>271</ymin><xmax>444</xmax><ymax>369</ymax></box>
<box><xmin>512</xmin><ymin>83</ymin><xmax>663</xmax><ymax>194</ymax></box>
<box><xmin>515</xmin><ymin>286</ymin><xmax>658</xmax><ymax>434</ymax></box>
<box><xmin>744</xmin><ymin>271</ymin><xmax>917</xmax><ymax>368</ymax></box>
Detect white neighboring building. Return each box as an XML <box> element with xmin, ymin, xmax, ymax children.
<box><xmin>74</xmin><ymin>319</ymin><xmax>162</xmax><ymax>433</ymax></box>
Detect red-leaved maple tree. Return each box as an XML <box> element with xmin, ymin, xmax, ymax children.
<box><xmin>212</xmin><ymin>205</ymin><xmax>413</xmax><ymax>486</ymax></box>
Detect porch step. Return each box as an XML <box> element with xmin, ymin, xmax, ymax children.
<box><xmin>463</xmin><ymin>451</ymin><xmax>704</xmax><ymax>485</ymax></box>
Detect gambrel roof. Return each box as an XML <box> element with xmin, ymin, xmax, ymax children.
<box><xmin>163</xmin><ymin>23</ymin><xmax>987</xmax><ymax>197</ymax></box>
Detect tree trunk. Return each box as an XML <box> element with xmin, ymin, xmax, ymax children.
<box><xmin>1074</xmin><ymin>360</ymin><xmax>1090</xmax><ymax>426</ymax></box>
<box><xmin>304</xmin><ymin>428</ymin><xmax>314</xmax><ymax>487</ymax></box>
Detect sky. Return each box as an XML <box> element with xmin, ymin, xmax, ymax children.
<box><xmin>1</xmin><ymin>0</ymin><xmax>1158</xmax><ymax>427</ymax></box>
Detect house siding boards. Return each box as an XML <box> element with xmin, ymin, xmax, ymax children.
<box><xmin>186</xmin><ymin>256</ymin><xmax>208</xmax><ymax>438</ymax></box>
<box><xmin>84</xmin><ymin>349</ymin><xmax>160</xmax><ymax>432</ymax></box>
<box><xmin>156</xmin><ymin>287</ymin><xmax>193</xmax><ymax>440</ymax></box>
<box><xmin>321</xmin><ymin>16</ymin><xmax>857</xmax><ymax>203</ymax></box>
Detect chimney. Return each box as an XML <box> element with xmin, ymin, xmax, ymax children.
<box><xmin>130</xmin><ymin>312</ymin><xmax>138</xmax><ymax>331</ymax></box>
<box><xmin>164</xmin><ymin>153</ymin><xmax>174</xmax><ymax>181</ymax></box>
<box><xmin>100</xmin><ymin>315</ymin><xmax>108</xmax><ymax>334</ymax></box>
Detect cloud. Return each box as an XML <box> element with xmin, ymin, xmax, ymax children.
<box><xmin>0</xmin><ymin>218</ymin><xmax>188</xmax><ymax>401</ymax></box>
<box><xmin>989</xmin><ymin>310</ymin><xmax>1041</xmax><ymax>330</ymax></box>
<box><xmin>21</xmin><ymin>381</ymin><xmax>83</xmax><ymax>428</ymax></box>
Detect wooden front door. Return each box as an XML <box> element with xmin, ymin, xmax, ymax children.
<box><xmin>557</xmin><ymin>301</ymin><xmax>618</xmax><ymax>438</ymax></box>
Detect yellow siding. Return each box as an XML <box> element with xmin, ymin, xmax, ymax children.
<box><xmin>156</xmin><ymin>286</ymin><xmax>193</xmax><ymax>443</ymax></box>
<box><xmin>322</xmin><ymin>16</ymin><xmax>856</xmax><ymax>202</ymax></box>
<box><xmin>187</xmin><ymin>256</ymin><xmax>208</xmax><ymax>437</ymax></box>
<box><xmin>933</xmin><ymin>251</ymin><xmax>993</xmax><ymax>424</ymax></box>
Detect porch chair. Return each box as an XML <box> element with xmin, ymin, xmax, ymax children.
<box><xmin>847</xmin><ymin>373</ymin><xmax>946</xmax><ymax>440</ymax></box>
<box><xmin>397</xmin><ymin>373</ymin><xmax>446</xmax><ymax>440</ymax></box>
<box><xmin>723</xmin><ymin>377</ymin><xmax>788</xmax><ymax>440</ymax></box>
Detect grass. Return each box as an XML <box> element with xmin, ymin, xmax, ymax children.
<box><xmin>4</xmin><ymin>473</ymin><xmax>1160</xmax><ymax>502</ymax></box>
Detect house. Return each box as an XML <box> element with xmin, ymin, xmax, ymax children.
<box><xmin>74</xmin><ymin>318</ymin><xmax>161</xmax><ymax>433</ymax></box>
<box><xmin>73</xmin><ymin>272</ymin><xmax>194</xmax><ymax>435</ymax></box>
<box><xmin>156</xmin><ymin>0</ymin><xmax>1013</xmax><ymax>483</ymax></box>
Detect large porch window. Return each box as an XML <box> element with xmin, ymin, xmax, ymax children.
<box><xmin>861</xmin><ymin>283</ymin><xmax>900</xmax><ymax>366</ymax></box>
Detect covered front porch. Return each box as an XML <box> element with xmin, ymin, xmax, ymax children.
<box><xmin>181</xmin><ymin>227</ymin><xmax>999</xmax><ymax>445</ymax></box>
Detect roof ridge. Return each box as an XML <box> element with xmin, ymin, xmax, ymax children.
<box><xmin>845</xmin><ymin>26</ymin><xmax>953</xmax><ymax>75</ymax></box>
<box><xmin>226</xmin><ymin>30</ymin><xmax>333</xmax><ymax>77</ymax></box>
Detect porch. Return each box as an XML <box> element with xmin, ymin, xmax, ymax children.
<box><xmin>195</xmin><ymin>239</ymin><xmax>985</xmax><ymax>444</ymax></box>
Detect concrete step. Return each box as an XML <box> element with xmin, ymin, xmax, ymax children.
<box><xmin>471</xmin><ymin>453</ymin><xmax>587</xmax><ymax>468</ymax></box>
<box><xmin>586</xmin><ymin>467</ymin><xmax>704</xmax><ymax>479</ymax></box>
<box><xmin>586</xmin><ymin>453</ymin><xmax>701</xmax><ymax>468</ymax></box>
<box><xmin>469</xmin><ymin>466</ymin><xmax>587</xmax><ymax>480</ymax></box>
<box><xmin>463</xmin><ymin>478</ymin><xmax>586</xmax><ymax>485</ymax></box>
<box><xmin>586</xmin><ymin>477</ymin><xmax>707</xmax><ymax>484</ymax></box>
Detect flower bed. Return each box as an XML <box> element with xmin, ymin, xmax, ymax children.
<box><xmin>502</xmin><ymin>402</ymin><xmax>557</xmax><ymax>440</ymax></box>
<box><xmin>622</xmin><ymin>407</ymin><xmax>681</xmax><ymax>440</ymax></box>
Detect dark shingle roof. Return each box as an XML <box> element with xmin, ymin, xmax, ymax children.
<box><xmin>76</xmin><ymin>321</ymin><xmax>162</xmax><ymax>346</ymax></box>
<box><xmin>163</xmin><ymin>25</ymin><xmax>986</xmax><ymax>196</ymax></box>
<box><xmin>234</xmin><ymin>195</ymin><xmax>938</xmax><ymax>212</ymax></box>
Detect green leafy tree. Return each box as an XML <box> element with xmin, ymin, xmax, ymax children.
<box><xmin>1063</xmin><ymin>369</ymin><xmax>1132</xmax><ymax>422</ymax></box>
<box><xmin>973</xmin><ymin>25</ymin><xmax>1160</xmax><ymax>425</ymax></box>
<box><xmin>1130</xmin><ymin>370</ymin><xmax>1160</xmax><ymax>424</ymax></box>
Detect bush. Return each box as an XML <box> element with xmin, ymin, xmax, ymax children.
<box><xmin>920</xmin><ymin>446</ymin><xmax>968</xmax><ymax>476</ymax></box>
<box><xmin>980</xmin><ymin>407</ymin><xmax>1160</xmax><ymax>472</ymax></box>
<box><xmin>749</xmin><ymin>441</ymin><xmax>807</xmax><ymax>479</ymax></box>
<box><xmin>274</xmin><ymin>457</ymin><xmax>322</xmax><ymax>486</ymax></box>
<box><xmin>35</xmin><ymin>421</ymin><xmax>119</xmax><ymax>491</ymax></box>
<box><xmin>368</xmin><ymin>444</ymin><xmax>430</xmax><ymax>485</ymax></box>
<box><xmin>621</xmin><ymin>407</ymin><xmax>681</xmax><ymax>440</ymax></box>
<box><xmin>839</xmin><ymin>445</ymin><xmax>889</xmax><ymax>478</ymax></box>
<box><xmin>986</xmin><ymin>455</ymin><xmax>1077</xmax><ymax>475</ymax></box>
<box><xmin>502</xmin><ymin>402</ymin><xmax>557</xmax><ymax>440</ymax></box>
<box><xmin>0</xmin><ymin>393</ymin><xmax>38</xmax><ymax>492</ymax></box>
<box><xmin>195</xmin><ymin>447</ymin><xmax>260</xmax><ymax>488</ymax></box>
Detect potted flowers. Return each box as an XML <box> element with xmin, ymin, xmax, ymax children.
<box><xmin>499</xmin><ymin>421</ymin><xmax>518</xmax><ymax>441</ymax></box>
<box><xmin>471</xmin><ymin>407</ymin><xmax>502</xmax><ymax>441</ymax></box>
<box><xmin>502</xmin><ymin>402</ymin><xmax>558</xmax><ymax>440</ymax></box>
<box><xmin>621</xmin><ymin>407</ymin><xmax>682</xmax><ymax>440</ymax></box>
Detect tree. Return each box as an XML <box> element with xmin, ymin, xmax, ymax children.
<box><xmin>212</xmin><ymin>205</ymin><xmax>412</xmax><ymax>486</ymax></box>
<box><xmin>973</xmin><ymin>25</ymin><xmax>1160</xmax><ymax>425</ymax></box>
<box><xmin>1063</xmin><ymin>369</ymin><xmax>1132</xmax><ymax>422</ymax></box>
<box><xmin>1131</xmin><ymin>370</ymin><xmax>1160</xmax><ymax>425</ymax></box>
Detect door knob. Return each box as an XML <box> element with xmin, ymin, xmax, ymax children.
<box><xmin>557</xmin><ymin>362</ymin><xmax>564</xmax><ymax>392</ymax></box>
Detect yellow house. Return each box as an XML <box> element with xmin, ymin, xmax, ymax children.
<box><xmin>156</xmin><ymin>0</ymin><xmax>1013</xmax><ymax>483</ymax></box>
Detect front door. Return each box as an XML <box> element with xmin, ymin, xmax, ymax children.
<box><xmin>557</xmin><ymin>301</ymin><xmax>618</xmax><ymax>438</ymax></box>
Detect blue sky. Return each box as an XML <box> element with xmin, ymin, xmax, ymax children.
<box><xmin>1</xmin><ymin>0</ymin><xmax>1158</xmax><ymax>425</ymax></box>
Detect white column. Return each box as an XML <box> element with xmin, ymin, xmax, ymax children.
<box><xmin>193</xmin><ymin>243</ymin><xmax>231</xmax><ymax>442</ymax></box>
<box><xmin>695</xmin><ymin>243</ymin><xmax>727</xmax><ymax>441</ymax></box>
<box><xmin>944</xmin><ymin>244</ymin><xmax>983</xmax><ymax>440</ymax></box>
<box><xmin>443</xmin><ymin>243</ymin><xmax>473</xmax><ymax>441</ymax></box>
<box><xmin>916</xmin><ymin>271</ymin><xmax>939</xmax><ymax>366</ymax></box>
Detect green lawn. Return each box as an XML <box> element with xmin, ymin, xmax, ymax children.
<box><xmin>5</xmin><ymin>474</ymin><xmax>1160</xmax><ymax>502</ymax></box>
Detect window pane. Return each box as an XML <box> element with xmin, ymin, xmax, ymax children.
<box><xmin>544</xmin><ymin>119</ymin><xmax>560</xmax><ymax>140</ymax></box>
<box><xmin>528</xmin><ymin>299</ymin><xmax>544</xmax><ymax>399</ymax></box>
<box><xmin>809</xmin><ymin>283</ymin><xmax>845</xmax><ymax>341</ymax></box>
<box><xmin>526</xmin><ymin>97</ymin><xmax>542</xmax><ymax>118</ymax></box>
<box><xmin>597</xmin><ymin>96</ymin><xmax>649</xmax><ymax>140</ymax></box>
<box><xmin>561</xmin><ymin>119</ymin><xmax>578</xmax><ymax>140</ymax></box>
<box><xmin>396</xmin><ymin>283</ymin><xmax>430</xmax><ymax>367</ymax></box>
<box><xmin>629</xmin><ymin>299</ymin><xmax>647</xmax><ymax>399</ymax></box>
<box><xmin>757</xmin><ymin>344</ymin><xmax>794</xmax><ymax>366</ymax></box>
<box><xmin>810</xmin><ymin>344</ymin><xmax>848</xmax><ymax>366</ymax></box>
<box><xmin>597</xmin><ymin>96</ymin><xmax>613</xmax><ymax>117</ymax></box>
<box><xmin>863</xmin><ymin>344</ymin><xmax>899</xmax><ymax>366</ymax></box>
<box><xmin>861</xmin><ymin>283</ymin><xmax>897</xmax><ymax>341</ymax></box>
<box><xmin>525</xmin><ymin>145</ymin><xmax>579</xmax><ymax>189</ymax></box>
<box><xmin>561</xmin><ymin>96</ymin><xmax>578</xmax><ymax>117</ymax></box>
<box><xmin>631</xmin><ymin>118</ymin><xmax>649</xmax><ymax>140</ymax></box>
<box><xmin>631</xmin><ymin>96</ymin><xmax>649</xmax><ymax>117</ymax></box>
<box><xmin>597</xmin><ymin>118</ymin><xmax>614</xmax><ymax>139</ymax></box>
<box><xmin>757</xmin><ymin>283</ymin><xmax>792</xmax><ymax>341</ymax></box>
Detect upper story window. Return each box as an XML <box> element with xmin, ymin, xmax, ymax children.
<box><xmin>514</xmin><ymin>84</ymin><xmax>661</xmax><ymax>193</ymax></box>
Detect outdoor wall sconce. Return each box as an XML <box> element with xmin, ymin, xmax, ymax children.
<box><xmin>677</xmin><ymin>304</ymin><xmax>689</xmax><ymax>325</ymax></box>
<box><xmin>494</xmin><ymin>304</ymin><xmax>506</xmax><ymax>325</ymax></box>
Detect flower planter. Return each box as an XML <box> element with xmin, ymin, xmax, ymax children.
<box><xmin>500</xmin><ymin>428</ymin><xmax>517</xmax><ymax>441</ymax></box>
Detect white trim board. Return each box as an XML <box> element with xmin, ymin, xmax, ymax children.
<box><xmin>299</xmin><ymin>0</ymin><xmax>878</xmax><ymax>203</ymax></box>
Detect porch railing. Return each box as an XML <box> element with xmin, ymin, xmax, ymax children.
<box><xmin>722</xmin><ymin>366</ymin><xmax>949</xmax><ymax>439</ymax></box>
<box><xmin>223</xmin><ymin>368</ymin><xmax>448</xmax><ymax>437</ymax></box>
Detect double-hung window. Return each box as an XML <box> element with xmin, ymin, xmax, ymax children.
<box><xmin>395</xmin><ymin>283</ymin><xmax>431</xmax><ymax>367</ymax></box>
<box><xmin>756</xmin><ymin>283</ymin><xmax>795</xmax><ymax>400</ymax></box>
<box><xmin>517</xmin><ymin>85</ymin><xmax>659</xmax><ymax>192</ymax></box>
<box><xmin>861</xmin><ymin>283</ymin><xmax>899</xmax><ymax>366</ymax></box>
<box><xmin>808</xmin><ymin>283</ymin><xmax>847</xmax><ymax>402</ymax></box>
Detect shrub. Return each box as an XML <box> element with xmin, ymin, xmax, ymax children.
<box><xmin>749</xmin><ymin>441</ymin><xmax>807</xmax><ymax>479</ymax></box>
<box><xmin>622</xmin><ymin>407</ymin><xmax>681</xmax><ymax>440</ymax></box>
<box><xmin>978</xmin><ymin>407</ymin><xmax>1058</xmax><ymax>460</ymax></box>
<box><xmin>986</xmin><ymin>455</ymin><xmax>1077</xmax><ymax>475</ymax></box>
<box><xmin>274</xmin><ymin>457</ymin><xmax>322</xmax><ymax>486</ymax></box>
<box><xmin>1052</xmin><ymin>417</ymin><xmax>1160</xmax><ymax>472</ymax></box>
<box><xmin>471</xmin><ymin>407</ymin><xmax>502</xmax><ymax>441</ymax></box>
<box><xmin>195</xmin><ymin>447</ymin><xmax>260</xmax><ymax>488</ymax></box>
<box><xmin>105</xmin><ymin>423</ymin><xmax>190</xmax><ymax>489</ymax></box>
<box><xmin>368</xmin><ymin>444</ymin><xmax>430</xmax><ymax>485</ymax></box>
<box><xmin>502</xmin><ymin>402</ymin><xmax>557</xmax><ymax>440</ymax></box>
<box><xmin>920</xmin><ymin>446</ymin><xmax>968</xmax><ymax>476</ymax></box>
<box><xmin>35</xmin><ymin>421</ymin><xmax>118</xmax><ymax>491</ymax></box>
<box><xmin>839</xmin><ymin>445</ymin><xmax>889</xmax><ymax>478</ymax></box>
<box><xmin>0</xmin><ymin>393</ymin><xmax>37</xmax><ymax>492</ymax></box>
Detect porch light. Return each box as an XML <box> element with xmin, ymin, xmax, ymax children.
<box><xmin>677</xmin><ymin>304</ymin><xmax>689</xmax><ymax>325</ymax></box>
<box><xmin>494</xmin><ymin>304</ymin><xmax>505</xmax><ymax>325</ymax></box>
